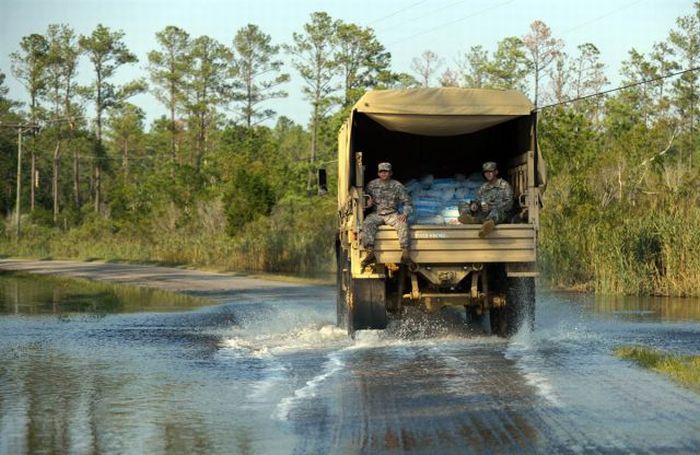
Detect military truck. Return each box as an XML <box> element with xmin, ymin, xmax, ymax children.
<box><xmin>336</xmin><ymin>87</ymin><xmax>546</xmax><ymax>336</ymax></box>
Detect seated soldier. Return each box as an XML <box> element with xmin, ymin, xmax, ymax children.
<box><xmin>361</xmin><ymin>162</ymin><xmax>414</xmax><ymax>270</ymax></box>
<box><xmin>458</xmin><ymin>161</ymin><xmax>513</xmax><ymax>238</ymax></box>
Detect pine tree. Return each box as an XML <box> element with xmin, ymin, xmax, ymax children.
<box><xmin>485</xmin><ymin>37</ymin><xmax>530</xmax><ymax>92</ymax></box>
<box><xmin>335</xmin><ymin>22</ymin><xmax>391</xmax><ymax>106</ymax></box>
<box><xmin>522</xmin><ymin>20</ymin><xmax>563</xmax><ymax>107</ymax></box>
<box><xmin>10</xmin><ymin>33</ymin><xmax>49</xmax><ymax>211</ymax></box>
<box><xmin>183</xmin><ymin>35</ymin><xmax>231</xmax><ymax>173</ymax></box>
<box><xmin>285</xmin><ymin>12</ymin><xmax>340</xmax><ymax>190</ymax></box>
<box><xmin>105</xmin><ymin>102</ymin><xmax>145</xmax><ymax>182</ymax></box>
<box><xmin>80</xmin><ymin>24</ymin><xmax>143</xmax><ymax>213</ymax></box>
<box><xmin>457</xmin><ymin>45</ymin><xmax>490</xmax><ymax>88</ymax></box>
<box><xmin>231</xmin><ymin>24</ymin><xmax>289</xmax><ymax>128</ymax></box>
<box><xmin>44</xmin><ymin>24</ymin><xmax>81</xmax><ymax>221</ymax></box>
<box><xmin>667</xmin><ymin>1</ymin><xmax>700</xmax><ymax>164</ymax></box>
<box><xmin>148</xmin><ymin>26</ymin><xmax>191</xmax><ymax>162</ymax></box>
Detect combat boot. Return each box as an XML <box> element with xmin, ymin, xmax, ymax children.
<box><xmin>360</xmin><ymin>248</ymin><xmax>376</xmax><ymax>271</ymax></box>
<box><xmin>458</xmin><ymin>212</ymin><xmax>478</xmax><ymax>224</ymax></box>
<box><xmin>478</xmin><ymin>219</ymin><xmax>496</xmax><ymax>238</ymax></box>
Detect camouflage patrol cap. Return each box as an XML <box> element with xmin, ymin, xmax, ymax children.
<box><xmin>482</xmin><ymin>161</ymin><xmax>498</xmax><ymax>172</ymax></box>
<box><xmin>378</xmin><ymin>162</ymin><xmax>392</xmax><ymax>171</ymax></box>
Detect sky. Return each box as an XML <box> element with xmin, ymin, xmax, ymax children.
<box><xmin>0</xmin><ymin>0</ymin><xmax>695</xmax><ymax>127</ymax></box>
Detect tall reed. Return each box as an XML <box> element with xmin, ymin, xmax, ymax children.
<box><xmin>540</xmin><ymin>204</ymin><xmax>700</xmax><ymax>296</ymax></box>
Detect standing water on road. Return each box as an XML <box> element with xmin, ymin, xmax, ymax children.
<box><xmin>1</xmin><ymin>272</ymin><xmax>699</xmax><ymax>454</ymax></box>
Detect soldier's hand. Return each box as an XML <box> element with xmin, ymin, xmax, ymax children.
<box><xmin>398</xmin><ymin>214</ymin><xmax>407</xmax><ymax>223</ymax></box>
<box><xmin>365</xmin><ymin>196</ymin><xmax>374</xmax><ymax>208</ymax></box>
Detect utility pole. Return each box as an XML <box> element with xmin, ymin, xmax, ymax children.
<box><xmin>0</xmin><ymin>122</ymin><xmax>40</xmax><ymax>239</ymax></box>
<box><xmin>15</xmin><ymin>127</ymin><xmax>22</xmax><ymax>238</ymax></box>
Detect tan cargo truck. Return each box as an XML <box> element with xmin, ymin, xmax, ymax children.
<box><xmin>336</xmin><ymin>87</ymin><xmax>546</xmax><ymax>336</ymax></box>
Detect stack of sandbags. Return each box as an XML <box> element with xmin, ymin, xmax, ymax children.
<box><xmin>405</xmin><ymin>173</ymin><xmax>483</xmax><ymax>225</ymax></box>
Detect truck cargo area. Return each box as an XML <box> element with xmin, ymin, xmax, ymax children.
<box><xmin>349</xmin><ymin>112</ymin><xmax>535</xmax><ymax>187</ymax></box>
<box><xmin>351</xmin><ymin>111</ymin><xmax>540</xmax><ymax>266</ymax></box>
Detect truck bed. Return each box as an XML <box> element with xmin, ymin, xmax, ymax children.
<box><xmin>374</xmin><ymin>224</ymin><xmax>536</xmax><ymax>263</ymax></box>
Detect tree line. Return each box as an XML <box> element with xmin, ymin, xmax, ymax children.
<box><xmin>1</xmin><ymin>5</ymin><xmax>699</xmax><ymax>294</ymax></box>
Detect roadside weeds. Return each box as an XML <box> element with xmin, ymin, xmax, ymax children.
<box><xmin>615</xmin><ymin>345</ymin><xmax>700</xmax><ymax>393</ymax></box>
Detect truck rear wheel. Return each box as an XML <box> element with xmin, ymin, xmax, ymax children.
<box><xmin>336</xmin><ymin>244</ymin><xmax>349</xmax><ymax>329</ymax></box>
<box><xmin>491</xmin><ymin>276</ymin><xmax>535</xmax><ymax>337</ymax></box>
<box><xmin>336</xmin><ymin>246</ymin><xmax>387</xmax><ymax>334</ymax></box>
<box><xmin>508</xmin><ymin>276</ymin><xmax>535</xmax><ymax>333</ymax></box>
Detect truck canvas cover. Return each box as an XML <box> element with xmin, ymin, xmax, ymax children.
<box><xmin>352</xmin><ymin>87</ymin><xmax>534</xmax><ymax>136</ymax></box>
<box><xmin>338</xmin><ymin>88</ymin><xmax>546</xmax><ymax>210</ymax></box>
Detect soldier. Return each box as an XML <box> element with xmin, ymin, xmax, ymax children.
<box><xmin>459</xmin><ymin>161</ymin><xmax>513</xmax><ymax>238</ymax></box>
<box><xmin>361</xmin><ymin>162</ymin><xmax>413</xmax><ymax>269</ymax></box>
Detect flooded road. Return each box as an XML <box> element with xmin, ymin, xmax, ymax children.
<box><xmin>1</xmin><ymin>266</ymin><xmax>699</xmax><ymax>454</ymax></box>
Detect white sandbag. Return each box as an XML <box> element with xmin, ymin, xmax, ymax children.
<box><xmin>438</xmin><ymin>187</ymin><xmax>455</xmax><ymax>201</ymax></box>
<box><xmin>404</xmin><ymin>179</ymin><xmax>420</xmax><ymax>194</ymax></box>
<box><xmin>412</xmin><ymin>187</ymin><xmax>435</xmax><ymax>198</ymax></box>
<box><xmin>441</xmin><ymin>206</ymin><xmax>460</xmax><ymax>217</ymax></box>
<box><xmin>431</xmin><ymin>178</ymin><xmax>456</xmax><ymax>188</ymax></box>
<box><xmin>420</xmin><ymin>174</ymin><xmax>434</xmax><ymax>189</ymax></box>
<box><xmin>441</xmin><ymin>206</ymin><xmax>460</xmax><ymax>224</ymax></box>
<box><xmin>404</xmin><ymin>175</ymin><xmax>486</xmax><ymax>225</ymax></box>
<box><xmin>415</xmin><ymin>214</ymin><xmax>445</xmax><ymax>225</ymax></box>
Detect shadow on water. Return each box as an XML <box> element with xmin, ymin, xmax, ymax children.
<box><xmin>0</xmin><ymin>272</ymin><xmax>213</xmax><ymax>315</ymax></box>
<box><xmin>592</xmin><ymin>294</ymin><xmax>700</xmax><ymax>322</ymax></box>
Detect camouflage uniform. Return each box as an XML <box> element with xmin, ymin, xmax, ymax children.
<box><xmin>362</xmin><ymin>179</ymin><xmax>413</xmax><ymax>249</ymax></box>
<box><xmin>475</xmin><ymin>178</ymin><xmax>513</xmax><ymax>224</ymax></box>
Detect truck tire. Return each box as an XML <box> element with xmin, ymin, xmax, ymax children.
<box><xmin>489</xmin><ymin>307</ymin><xmax>506</xmax><ymax>337</ymax></box>
<box><xmin>336</xmin><ymin>246</ymin><xmax>388</xmax><ymax>334</ymax></box>
<box><xmin>508</xmin><ymin>276</ymin><xmax>535</xmax><ymax>333</ymax></box>
<box><xmin>491</xmin><ymin>276</ymin><xmax>535</xmax><ymax>337</ymax></box>
<box><xmin>336</xmin><ymin>243</ymin><xmax>349</xmax><ymax>329</ymax></box>
<box><xmin>385</xmin><ymin>265</ymin><xmax>407</xmax><ymax>313</ymax></box>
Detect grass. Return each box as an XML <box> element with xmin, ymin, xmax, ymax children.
<box><xmin>0</xmin><ymin>197</ymin><xmax>337</xmax><ymax>278</ymax></box>
<box><xmin>540</xmin><ymin>204</ymin><xmax>700</xmax><ymax>297</ymax></box>
<box><xmin>614</xmin><ymin>345</ymin><xmax>700</xmax><ymax>392</ymax></box>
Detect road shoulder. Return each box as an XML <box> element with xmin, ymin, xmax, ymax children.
<box><xmin>0</xmin><ymin>258</ymin><xmax>307</xmax><ymax>302</ymax></box>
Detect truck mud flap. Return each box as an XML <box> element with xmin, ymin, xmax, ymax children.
<box><xmin>352</xmin><ymin>278</ymin><xmax>387</xmax><ymax>331</ymax></box>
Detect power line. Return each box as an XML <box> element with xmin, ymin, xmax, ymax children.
<box><xmin>368</xmin><ymin>0</ymin><xmax>429</xmax><ymax>25</ymax></box>
<box><xmin>538</xmin><ymin>65</ymin><xmax>700</xmax><ymax>111</ymax></box>
<box><xmin>0</xmin><ymin>115</ymin><xmax>86</xmax><ymax>130</ymax></box>
<box><xmin>560</xmin><ymin>0</ymin><xmax>644</xmax><ymax>36</ymax></box>
<box><xmin>377</xmin><ymin>0</ymin><xmax>471</xmax><ymax>34</ymax></box>
<box><xmin>386</xmin><ymin>0</ymin><xmax>516</xmax><ymax>47</ymax></box>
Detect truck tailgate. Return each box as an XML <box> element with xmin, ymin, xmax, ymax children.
<box><xmin>374</xmin><ymin>224</ymin><xmax>536</xmax><ymax>263</ymax></box>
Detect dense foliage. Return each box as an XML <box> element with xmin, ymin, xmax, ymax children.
<box><xmin>1</xmin><ymin>5</ymin><xmax>699</xmax><ymax>294</ymax></box>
